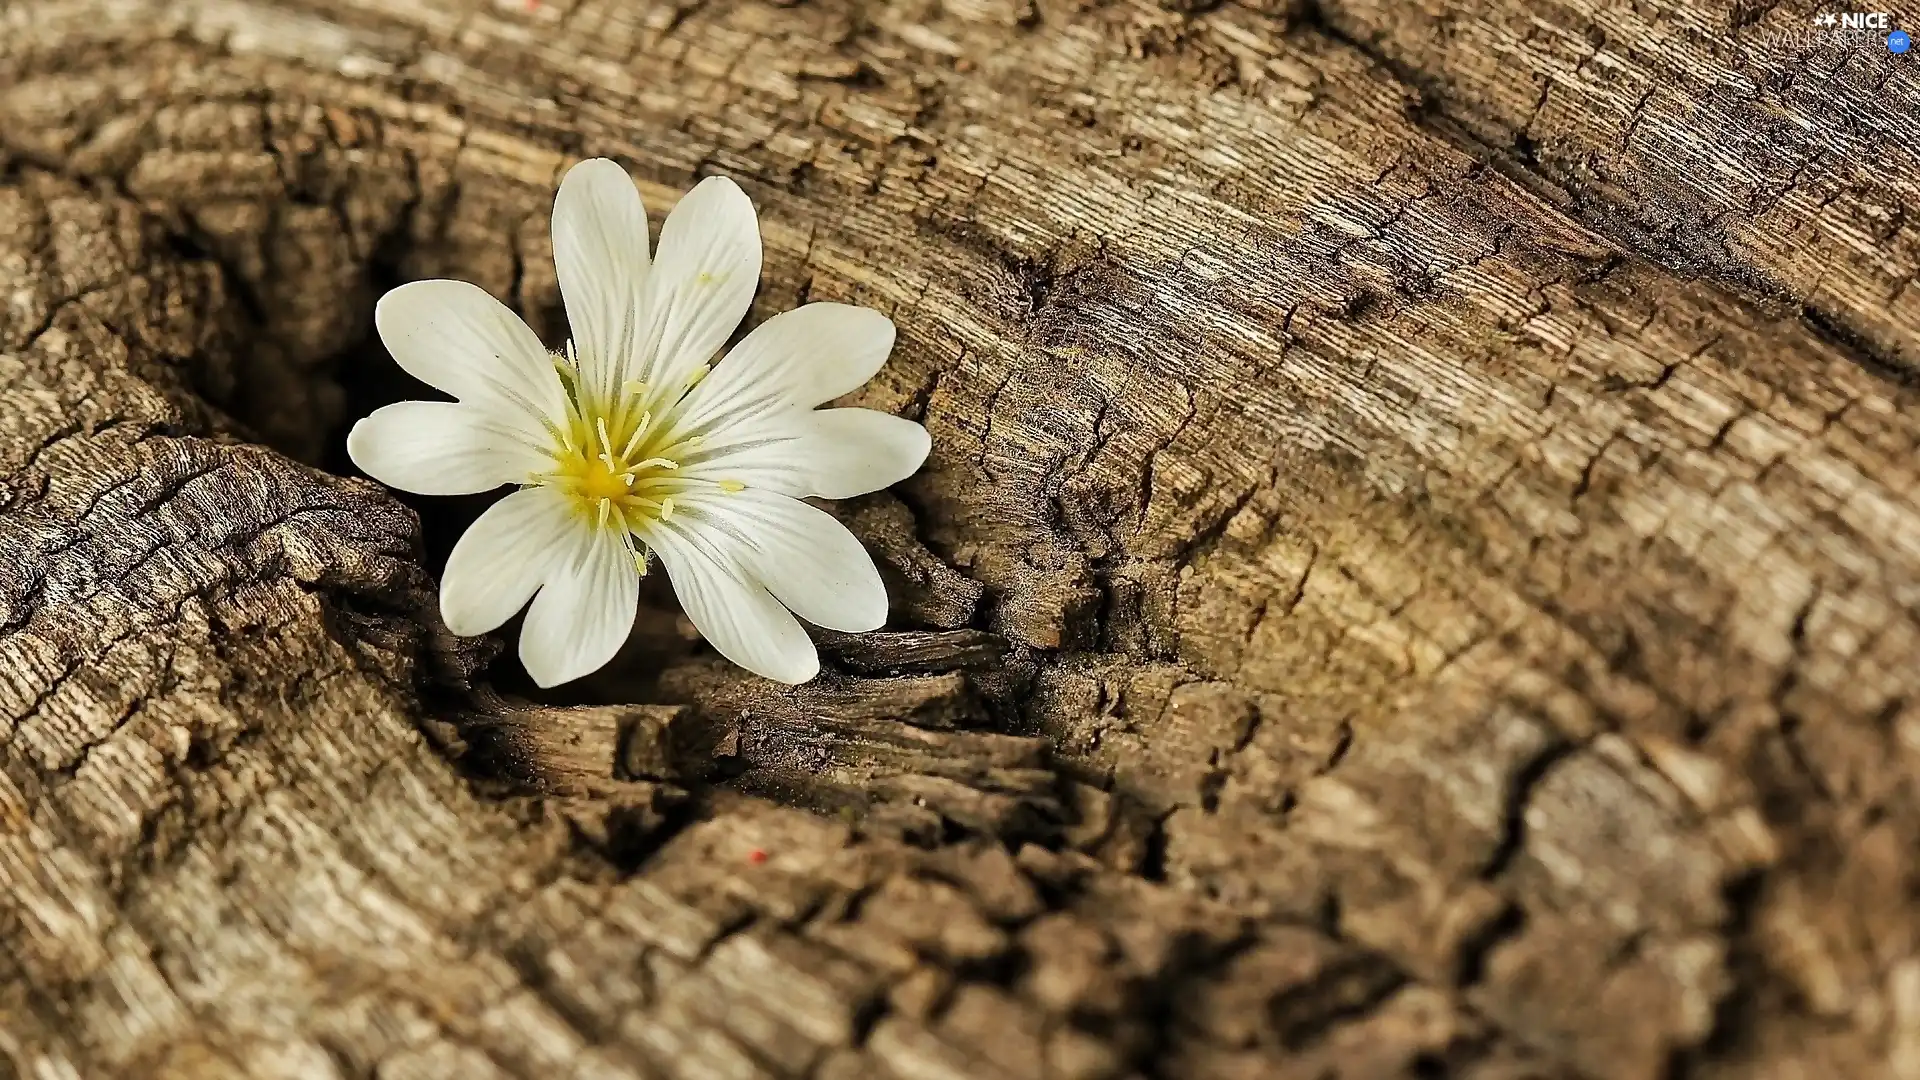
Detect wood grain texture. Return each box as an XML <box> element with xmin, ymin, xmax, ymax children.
<box><xmin>1313</xmin><ymin>0</ymin><xmax>1920</xmax><ymax>376</ymax></box>
<box><xmin>2</xmin><ymin>1</ymin><xmax>1916</xmax><ymax>1078</ymax></box>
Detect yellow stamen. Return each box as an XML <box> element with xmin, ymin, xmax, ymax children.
<box><xmin>659</xmin><ymin>497</ymin><xmax>675</xmax><ymax>521</ymax></box>
<box><xmin>620</xmin><ymin>412</ymin><xmax>652</xmax><ymax>460</ymax></box>
<box><xmin>595</xmin><ymin>416</ymin><xmax>616</xmax><ymax>463</ymax></box>
<box><xmin>717</xmin><ymin>480</ymin><xmax>745</xmax><ymax>493</ymax></box>
<box><xmin>686</xmin><ymin>364</ymin><xmax>710</xmax><ymax>389</ymax></box>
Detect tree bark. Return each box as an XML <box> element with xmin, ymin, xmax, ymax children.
<box><xmin>3</xmin><ymin>1</ymin><xmax>1917</xmax><ymax>1078</ymax></box>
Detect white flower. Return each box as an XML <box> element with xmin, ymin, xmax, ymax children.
<box><xmin>347</xmin><ymin>159</ymin><xmax>929</xmax><ymax>688</ymax></box>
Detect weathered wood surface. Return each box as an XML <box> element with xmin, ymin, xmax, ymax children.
<box><xmin>2</xmin><ymin>1</ymin><xmax>1917</xmax><ymax>1077</ymax></box>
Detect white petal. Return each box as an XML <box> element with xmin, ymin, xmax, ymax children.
<box><xmin>553</xmin><ymin>158</ymin><xmax>651</xmax><ymax>410</ymax></box>
<box><xmin>672</xmin><ymin>411</ymin><xmax>815</xmax><ymax>497</ymax></box>
<box><xmin>374</xmin><ymin>280</ymin><xmax>569</xmax><ymax>433</ymax></box>
<box><xmin>648</xmin><ymin>522</ymin><xmax>819</xmax><ymax>684</ymax></box>
<box><xmin>440</xmin><ymin>486</ymin><xmax>586</xmax><ymax>636</ymax></box>
<box><xmin>635</xmin><ymin>176</ymin><xmax>761</xmax><ymax>397</ymax></box>
<box><xmin>676</xmin><ymin>489</ymin><xmax>888</xmax><ymax>633</ymax></box>
<box><xmin>671</xmin><ymin>303</ymin><xmax>896</xmax><ymax>437</ymax></box>
<box><xmin>347</xmin><ymin>401</ymin><xmax>550</xmax><ymax>496</ymax></box>
<box><xmin>518</xmin><ymin>526</ymin><xmax>640</xmax><ymax>688</ymax></box>
<box><xmin>801</xmin><ymin>409</ymin><xmax>931</xmax><ymax>500</ymax></box>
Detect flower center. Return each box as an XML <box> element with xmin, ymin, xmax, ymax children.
<box><xmin>532</xmin><ymin>374</ymin><xmax>683</xmax><ymax>554</ymax></box>
<box><xmin>574</xmin><ymin>453</ymin><xmax>634</xmax><ymax>504</ymax></box>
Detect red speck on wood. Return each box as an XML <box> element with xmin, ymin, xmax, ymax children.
<box><xmin>747</xmin><ymin>849</ymin><xmax>767</xmax><ymax>864</ymax></box>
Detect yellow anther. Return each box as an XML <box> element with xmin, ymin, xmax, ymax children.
<box><xmin>686</xmin><ymin>364</ymin><xmax>710</xmax><ymax>389</ymax></box>
<box><xmin>622</xmin><ymin>379</ymin><xmax>648</xmax><ymax>398</ymax></box>
<box><xmin>595</xmin><ymin>416</ymin><xmax>616</xmax><ymax>460</ymax></box>
<box><xmin>717</xmin><ymin>479</ymin><xmax>745</xmax><ymax>493</ymax></box>
<box><xmin>634</xmin><ymin>550</ymin><xmax>649</xmax><ymax>575</ymax></box>
<box><xmin>621</xmin><ymin>412</ymin><xmax>652</xmax><ymax>460</ymax></box>
<box><xmin>597</xmin><ymin>498</ymin><xmax>611</xmax><ymax>529</ymax></box>
<box><xmin>659</xmin><ymin>497</ymin><xmax>675</xmax><ymax>521</ymax></box>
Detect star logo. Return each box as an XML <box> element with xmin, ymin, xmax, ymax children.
<box><xmin>1814</xmin><ymin>11</ymin><xmax>1838</xmax><ymax>24</ymax></box>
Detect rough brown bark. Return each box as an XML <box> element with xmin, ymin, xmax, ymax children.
<box><xmin>3</xmin><ymin>1</ymin><xmax>1917</xmax><ymax>1078</ymax></box>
